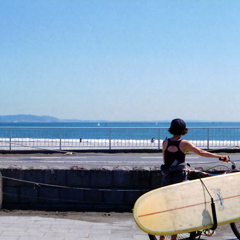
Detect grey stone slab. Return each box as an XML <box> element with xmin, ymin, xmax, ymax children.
<box><xmin>19</xmin><ymin>238</ymin><xmax>64</xmax><ymax>240</ymax></box>
<box><xmin>3</xmin><ymin>187</ymin><xmax>20</xmax><ymax>203</ymax></box>
<box><xmin>125</xmin><ymin>190</ymin><xmax>142</xmax><ymax>203</ymax></box>
<box><xmin>23</xmin><ymin>170</ymin><xmax>44</xmax><ymax>187</ymax></box>
<box><xmin>113</xmin><ymin>170</ymin><xmax>132</xmax><ymax>188</ymax></box>
<box><xmin>0</xmin><ymin>227</ymin><xmax>28</xmax><ymax>232</ymax></box>
<box><xmin>75</xmin><ymin>203</ymin><xmax>93</xmax><ymax>211</ymax></box>
<box><xmin>104</xmin><ymin>189</ymin><xmax>124</xmax><ymax>203</ymax></box>
<box><xmin>48</xmin><ymin>203</ymin><xmax>77</xmax><ymax>210</ymax></box>
<box><xmin>0</xmin><ymin>237</ymin><xmax>20</xmax><ymax>240</ymax></box>
<box><xmin>110</xmin><ymin>238</ymin><xmax>134</xmax><ymax>240</ymax></box>
<box><xmin>0</xmin><ymin>216</ymin><xmax>21</xmax><ymax>222</ymax></box>
<box><xmin>132</xmin><ymin>171</ymin><xmax>151</xmax><ymax>188</ymax></box>
<box><xmin>1</xmin><ymin>232</ymin><xmax>45</xmax><ymax>237</ymax></box>
<box><xmin>0</xmin><ymin>213</ymin><xmax>237</xmax><ymax>240</ymax></box>
<box><xmin>50</xmin><ymin>224</ymin><xmax>83</xmax><ymax>229</ymax></box>
<box><xmin>2</xmin><ymin>169</ymin><xmax>24</xmax><ymax>187</ymax></box>
<box><xmin>39</xmin><ymin>187</ymin><xmax>59</xmax><ymax>204</ymax></box>
<box><xmin>116</xmin><ymin>204</ymin><xmax>133</xmax><ymax>212</ymax></box>
<box><xmin>20</xmin><ymin>187</ymin><xmax>38</xmax><ymax>203</ymax></box>
<box><xmin>85</xmin><ymin>189</ymin><xmax>103</xmax><ymax>202</ymax></box>
<box><xmin>86</xmin><ymin>238</ymin><xmax>110</xmax><ymax>240</ymax></box>
<box><xmin>44</xmin><ymin>170</ymin><xmax>66</xmax><ymax>186</ymax></box>
<box><xmin>46</xmin><ymin>232</ymin><xmax>89</xmax><ymax>238</ymax></box>
<box><xmin>59</xmin><ymin>188</ymin><xmax>84</xmax><ymax>203</ymax></box>
<box><xmin>26</xmin><ymin>228</ymin><xmax>69</xmax><ymax>233</ymax></box>
<box><xmin>27</xmin><ymin>203</ymin><xmax>52</xmax><ymax>209</ymax></box>
<box><xmin>66</xmin><ymin>170</ymin><xmax>90</xmax><ymax>187</ymax></box>
<box><xmin>90</xmin><ymin>170</ymin><xmax>113</xmax><ymax>188</ymax></box>
<box><xmin>133</xmin><ymin>235</ymin><xmax>149</xmax><ymax>240</ymax></box>
<box><xmin>68</xmin><ymin>228</ymin><xmax>92</xmax><ymax>233</ymax></box>
<box><xmin>3</xmin><ymin>223</ymin><xmax>37</xmax><ymax>228</ymax></box>
<box><xmin>89</xmin><ymin>232</ymin><xmax>113</xmax><ymax>238</ymax></box>
<box><xmin>93</xmin><ymin>203</ymin><xmax>115</xmax><ymax>211</ymax></box>
<box><xmin>150</xmin><ymin>171</ymin><xmax>162</xmax><ymax>189</ymax></box>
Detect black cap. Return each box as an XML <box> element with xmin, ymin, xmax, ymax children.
<box><xmin>169</xmin><ymin>118</ymin><xmax>186</xmax><ymax>132</ymax></box>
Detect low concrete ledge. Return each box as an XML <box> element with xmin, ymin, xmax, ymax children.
<box><xmin>2</xmin><ymin>160</ymin><xmax>236</xmax><ymax>212</ymax></box>
<box><xmin>1</xmin><ymin>167</ymin><xmax>162</xmax><ymax>212</ymax></box>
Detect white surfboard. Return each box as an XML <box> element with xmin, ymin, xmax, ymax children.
<box><xmin>133</xmin><ymin>172</ymin><xmax>240</xmax><ymax>236</ymax></box>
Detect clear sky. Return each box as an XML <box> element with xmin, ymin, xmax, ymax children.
<box><xmin>1</xmin><ymin>0</ymin><xmax>240</xmax><ymax>121</ymax></box>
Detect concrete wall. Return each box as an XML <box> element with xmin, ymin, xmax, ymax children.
<box><xmin>1</xmin><ymin>168</ymin><xmax>162</xmax><ymax>212</ymax></box>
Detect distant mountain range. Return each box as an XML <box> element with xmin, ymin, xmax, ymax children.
<box><xmin>0</xmin><ymin>115</ymin><xmax>106</xmax><ymax>122</ymax></box>
<box><xmin>0</xmin><ymin>115</ymin><xmax>60</xmax><ymax>122</ymax></box>
<box><xmin>0</xmin><ymin>114</ymin><xmax>88</xmax><ymax>122</ymax></box>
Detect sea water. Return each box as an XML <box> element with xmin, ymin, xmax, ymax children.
<box><xmin>0</xmin><ymin>121</ymin><xmax>239</xmax><ymax>140</ymax></box>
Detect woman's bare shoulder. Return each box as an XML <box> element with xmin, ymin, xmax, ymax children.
<box><xmin>180</xmin><ymin>139</ymin><xmax>193</xmax><ymax>147</ymax></box>
<box><xmin>181</xmin><ymin>139</ymin><xmax>191</xmax><ymax>144</ymax></box>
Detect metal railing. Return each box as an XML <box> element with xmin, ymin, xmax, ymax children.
<box><xmin>0</xmin><ymin>127</ymin><xmax>239</xmax><ymax>151</ymax></box>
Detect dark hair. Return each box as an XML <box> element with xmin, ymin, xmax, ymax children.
<box><xmin>168</xmin><ymin>118</ymin><xmax>188</xmax><ymax>135</ymax></box>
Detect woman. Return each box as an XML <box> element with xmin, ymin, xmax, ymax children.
<box><xmin>160</xmin><ymin>119</ymin><xmax>229</xmax><ymax>240</ymax></box>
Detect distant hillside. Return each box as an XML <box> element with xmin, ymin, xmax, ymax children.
<box><xmin>0</xmin><ymin>115</ymin><xmax>60</xmax><ymax>122</ymax></box>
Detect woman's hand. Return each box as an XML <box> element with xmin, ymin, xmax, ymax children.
<box><xmin>219</xmin><ymin>156</ymin><xmax>229</xmax><ymax>163</ymax></box>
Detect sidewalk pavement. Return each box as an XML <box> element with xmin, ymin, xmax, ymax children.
<box><xmin>0</xmin><ymin>211</ymin><xmax>238</xmax><ymax>240</ymax></box>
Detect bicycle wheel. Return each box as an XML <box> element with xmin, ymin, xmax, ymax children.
<box><xmin>230</xmin><ymin>222</ymin><xmax>240</xmax><ymax>239</ymax></box>
<box><xmin>148</xmin><ymin>232</ymin><xmax>198</xmax><ymax>240</ymax></box>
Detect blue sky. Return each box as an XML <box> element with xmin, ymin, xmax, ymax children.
<box><xmin>1</xmin><ymin>0</ymin><xmax>240</xmax><ymax>121</ymax></box>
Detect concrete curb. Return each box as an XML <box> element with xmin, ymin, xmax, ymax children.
<box><xmin>1</xmin><ymin>167</ymin><xmax>162</xmax><ymax>212</ymax></box>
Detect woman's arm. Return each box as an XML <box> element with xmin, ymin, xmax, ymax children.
<box><xmin>182</xmin><ymin>140</ymin><xmax>229</xmax><ymax>162</ymax></box>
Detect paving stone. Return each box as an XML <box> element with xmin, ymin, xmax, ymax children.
<box><xmin>0</xmin><ymin>237</ymin><xmax>20</xmax><ymax>240</ymax></box>
<box><xmin>0</xmin><ymin>213</ymin><xmax>237</xmax><ymax>240</ymax></box>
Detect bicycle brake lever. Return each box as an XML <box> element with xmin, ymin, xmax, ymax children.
<box><xmin>230</xmin><ymin>160</ymin><xmax>236</xmax><ymax>170</ymax></box>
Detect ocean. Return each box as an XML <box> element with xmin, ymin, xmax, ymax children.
<box><xmin>0</xmin><ymin>121</ymin><xmax>239</xmax><ymax>141</ymax></box>
<box><xmin>0</xmin><ymin>121</ymin><xmax>240</xmax><ymax>128</ymax></box>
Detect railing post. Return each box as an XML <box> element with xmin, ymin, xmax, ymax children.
<box><xmin>109</xmin><ymin>128</ymin><xmax>111</xmax><ymax>150</ymax></box>
<box><xmin>9</xmin><ymin>128</ymin><xmax>11</xmax><ymax>151</ymax></box>
<box><xmin>0</xmin><ymin>172</ymin><xmax>2</xmax><ymax>209</ymax></box>
<box><xmin>158</xmin><ymin>128</ymin><xmax>160</xmax><ymax>150</ymax></box>
<box><xmin>207</xmin><ymin>128</ymin><xmax>209</xmax><ymax>150</ymax></box>
<box><xmin>59</xmin><ymin>128</ymin><xmax>62</xmax><ymax>150</ymax></box>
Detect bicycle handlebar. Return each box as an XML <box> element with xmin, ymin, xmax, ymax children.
<box><xmin>229</xmin><ymin>160</ymin><xmax>236</xmax><ymax>170</ymax></box>
<box><xmin>219</xmin><ymin>156</ymin><xmax>236</xmax><ymax>170</ymax></box>
<box><xmin>188</xmin><ymin>157</ymin><xmax>238</xmax><ymax>180</ymax></box>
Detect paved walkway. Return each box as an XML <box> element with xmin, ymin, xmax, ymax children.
<box><xmin>0</xmin><ymin>211</ymin><xmax>238</xmax><ymax>240</ymax></box>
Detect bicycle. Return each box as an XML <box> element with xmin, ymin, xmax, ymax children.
<box><xmin>148</xmin><ymin>158</ymin><xmax>240</xmax><ymax>240</ymax></box>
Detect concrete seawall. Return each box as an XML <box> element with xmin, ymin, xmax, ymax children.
<box><xmin>1</xmin><ymin>167</ymin><xmax>162</xmax><ymax>212</ymax></box>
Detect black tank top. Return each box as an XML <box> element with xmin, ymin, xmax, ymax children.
<box><xmin>164</xmin><ymin>139</ymin><xmax>186</xmax><ymax>168</ymax></box>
